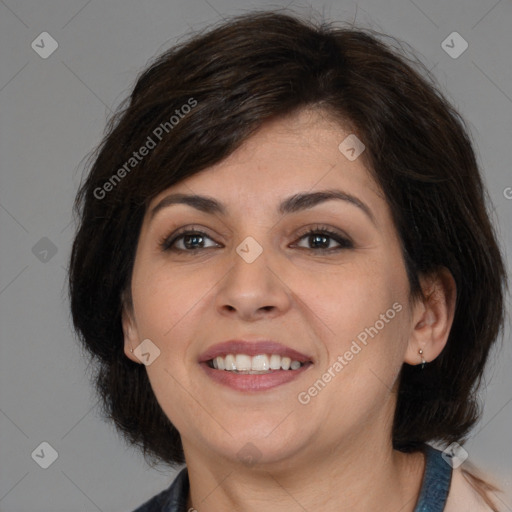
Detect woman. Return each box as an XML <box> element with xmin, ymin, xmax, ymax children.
<box><xmin>68</xmin><ymin>10</ymin><xmax>507</xmax><ymax>511</ymax></box>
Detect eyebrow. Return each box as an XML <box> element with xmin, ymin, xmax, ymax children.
<box><xmin>149</xmin><ymin>189</ymin><xmax>375</xmax><ymax>225</ymax></box>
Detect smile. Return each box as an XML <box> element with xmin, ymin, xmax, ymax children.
<box><xmin>208</xmin><ymin>353</ymin><xmax>307</xmax><ymax>372</ymax></box>
<box><xmin>199</xmin><ymin>340</ymin><xmax>314</xmax><ymax>391</ymax></box>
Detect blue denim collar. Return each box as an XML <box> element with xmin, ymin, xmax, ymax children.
<box><xmin>414</xmin><ymin>444</ymin><xmax>453</xmax><ymax>511</ymax></box>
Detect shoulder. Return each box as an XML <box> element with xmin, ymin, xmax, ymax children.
<box><xmin>132</xmin><ymin>467</ymin><xmax>189</xmax><ymax>512</ymax></box>
<box><xmin>132</xmin><ymin>486</ymin><xmax>172</xmax><ymax>512</ymax></box>
<box><xmin>444</xmin><ymin>462</ymin><xmax>504</xmax><ymax>512</ymax></box>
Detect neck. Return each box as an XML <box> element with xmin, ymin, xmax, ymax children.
<box><xmin>184</xmin><ymin>433</ymin><xmax>426</xmax><ymax>512</ymax></box>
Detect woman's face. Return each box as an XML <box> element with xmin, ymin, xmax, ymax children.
<box><xmin>123</xmin><ymin>108</ymin><xmax>422</xmax><ymax>468</ymax></box>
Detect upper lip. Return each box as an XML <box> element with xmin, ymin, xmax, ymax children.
<box><xmin>198</xmin><ymin>340</ymin><xmax>313</xmax><ymax>364</ymax></box>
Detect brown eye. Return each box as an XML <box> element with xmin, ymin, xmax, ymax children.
<box><xmin>294</xmin><ymin>227</ymin><xmax>353</xmax><ymax>251</ymax></box>
<box><xmin>160</xmin><ymin>229</ymin><xmax>220</xmax><ymax>252</ymax></box>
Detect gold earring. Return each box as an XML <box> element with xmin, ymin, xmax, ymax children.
<box><xmin>419</xmin><ymin>348</ymin><xmax>426</xmax><ymax>370</ymax></box>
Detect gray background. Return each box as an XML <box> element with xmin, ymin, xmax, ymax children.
<box><xmin>1</xmin><ymin>0</ymin><xmax>511</xmax><ymax>510</ymax></box>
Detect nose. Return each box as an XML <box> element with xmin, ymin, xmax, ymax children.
<box><xmin>214</xmin><ymin>245</ymin><xmax>292</xmax><ymax>322</ymax></box>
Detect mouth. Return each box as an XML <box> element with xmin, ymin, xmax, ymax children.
<box><xmin>199</xmin><ymin>340</ymin><xmax>314</xmax><ymax>391</ymax></box>
<box><xmin>206</xmin><ymin>353</ymin><xmax>311</xmax><ymax>373</ymax></box>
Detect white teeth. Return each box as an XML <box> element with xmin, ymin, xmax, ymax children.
<box><xmin>235</xmin><ymin>354</ymin><xmax>252</xmax><ymax>371</ymax></box>
<box><xmin>290</xmin><ymin>360</ymin><xmax>301</xmax><ymax>370</ymax></box>
<box><xmin>209</xmin><ymin>353</ymin><xmax>306</xmax><ymax>372</ymax></box>
<box><xmin>269</xmin><ymin>354</ymin><xmax>281</xmax><ymax>370</ymax></box>
<box><xmin>252</xmin><ymin>354</ymin><xmax>269</xmax><ymax>371</ymax></box>
<box><xmin>224</xmin><ymin>354</ymin><xmax>236</xmax><ymax>370</ymax></box>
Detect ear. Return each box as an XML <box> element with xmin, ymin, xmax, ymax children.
<box><xmin>404</xmin><ymin>267</ymin><xmax>457</xmax><ymax>366</ymax></box>
<box><xmin>121</xmin><ymin>300</ymin><xmax>142</xmax><ymax>364</ymax></box>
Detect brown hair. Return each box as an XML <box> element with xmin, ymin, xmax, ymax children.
<box><xmin>68</xmin><ymin>10</ymin><xmax>507</xmax><ymax>477</ymax></box>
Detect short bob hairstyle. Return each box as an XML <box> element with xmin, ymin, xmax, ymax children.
<box><xmin>69</xmin><ymin>10</ymin><xmax>507</xmax><ymax>466</ymax></box>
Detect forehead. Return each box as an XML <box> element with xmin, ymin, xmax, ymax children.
<box><xmin>147</xmin><ymin>108</ymin><xmax>383</xmax><ymax>214</ymax></box>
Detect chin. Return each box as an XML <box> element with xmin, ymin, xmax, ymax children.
<box><xmin>201</xmin><ymin>424</ymin><xmax>311</xmax><ymax>468</ymax></box>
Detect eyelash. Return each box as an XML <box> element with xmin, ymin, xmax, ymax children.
<box><xmin>158</xmin><ymin>225</ymin><xmax>353</xmax><ymax>254</ymax></box>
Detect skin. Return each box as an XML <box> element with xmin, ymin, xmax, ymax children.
<box><xmin>122</xmin><ymin>108</ymin><xmax>457</xmax><ymax>512</ymax></box>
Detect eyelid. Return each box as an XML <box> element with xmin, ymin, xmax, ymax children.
<box><xmin>158</xmin><ymin>225</ymin><xmax>222</xmax><ymax>251</ymax></box>
<box><xmin>291</xmin><ymin>224</ymin><xmax>354</xmax><ymax>250</ymax></box>
<box><xmin>293</xmin><ymin>224</ymin><xmax>351</xmax><ymax>241</ymax></box>
<box><xmin>159</xmin><ymin>223</ymin><xmax>353</xmax><ymax>253</ymax></box>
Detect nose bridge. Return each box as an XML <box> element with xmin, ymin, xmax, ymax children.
<box><xmin>232</xmin><ymin>238</ymin><xmax>271</xmax><ymax>287</ymax></box>
<box><xmin>215</xmin><ymin>235</ymin><xmax>290</xmax><ymax>319</ymax></box>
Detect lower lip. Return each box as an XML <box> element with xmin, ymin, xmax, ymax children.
<box><xmin>200</xmin><ymin>362</ymin><xmax>313</xmax><ymax>391</ymax></box>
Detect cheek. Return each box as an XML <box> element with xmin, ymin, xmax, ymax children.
<box><xmin>131</xmin><ymin>259</ymin><xmax>212</xmax><ymax>340</ymax></box>
<box><xmin>292</xmin><ymin>255</ymin><xmax>410</xmax><ymax>384</ymax></box>
<box><xmin>294</xmin><ymin>257</ymin><xmax>400</xmax><ymax>331</ymax></box>
<box><xmin>130</xmin><ymin>264</ymin><xmax>213</xmax><ymax>429</ymax></box>
<box><xmin>297</xmin><ymin>264</ymin><xmax>409</xmax><ymax>425</ymax></box>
